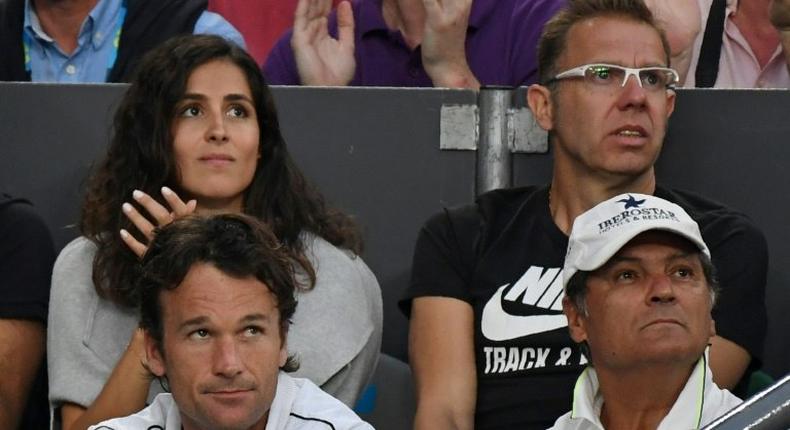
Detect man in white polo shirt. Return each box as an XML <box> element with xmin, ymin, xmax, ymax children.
<box><xmin>550</xmin><ymin>194</ymin><xmax>741</xmax><ymax>430</ymax></box>
<box><xmin>90</xmin><ymin>214</ymin><xmax>372</xmax><ymax>430</ymax></box>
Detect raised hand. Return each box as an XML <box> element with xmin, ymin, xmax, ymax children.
<box><xmin>120</xmin><ymin>187</ymin><xmax>197</xmax><ymax>258</ymax></box>
<box><xmin>291</xmin><ymin>0</ymin><xmax>356</xmax><ymax>86</ymax></box>
<box><xmin>644</xmin><ymin>0</ymin><xmax>701</xmax><ymax>85</ymax></box>
<box><xmin>420</xmin><ymin>0</ymin><xmax>480</xmax><ymax>89</ymax></box>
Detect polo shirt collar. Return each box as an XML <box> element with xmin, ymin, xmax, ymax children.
<box><xmin>358</xmin><ymin>0</ymin><xmax>496</xmax><ymax>35</ymax></box>
<box><xmin>24</xmin><ymin>0</ymin><xmax>53</xmax><ymax>43</ymax></box>
<box><xmin>570</xmin><ymin>367</ymin><xmax>606</xmax><ymax>428</ymax></box>
<box><xmin>569</xmin><ymin>351</ymin><xmax>710</xmax><ymax>430</ymax></box>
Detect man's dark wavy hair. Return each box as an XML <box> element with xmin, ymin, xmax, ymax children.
<box><xmin>80</xmin><ymin>35</ymin><xmax>361</xmax><ymax>307</ymax></box>
<box><xmin>138</xmin><ymin>213</ymin><xmax>301</xmax><ymax>372</ymax></box>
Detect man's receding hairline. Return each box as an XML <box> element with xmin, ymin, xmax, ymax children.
<box><xmin>556</xmin><ymin>13</ymin><xmax>671</xmax><ymax>71</ymax></box>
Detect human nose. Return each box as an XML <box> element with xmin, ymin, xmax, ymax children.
<box><xmin>620</xmin><ymin>69</ymin><xmax>643</xmax><ymax>88</ymax></box>
<box><xmin>647</xmin><ymin>274</ymin><xmax>676</xmax><ymax>305</ymax></box>
<box><xmin>212</xmin><ymin>337</ymin><xmax>243</xmax><ymax>377</ymax></box>
<box><xmin>616</xmin><ymin>72</ymin><xmax>647</xmax><ymax>109</ymax></box>
<box><xmin>205</xmin><ymin>110</ymin><xmax>229</xmax><ymax>144</ymax></box>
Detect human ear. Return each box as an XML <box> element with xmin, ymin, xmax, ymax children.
<box><xmin>562</xmin><ymin>296</ymin><xmax>588</xmax><ymax>344</ymax></box>
<box><xmin>278</xmin><ymin>324</ymin><xmax>288</xmax><ymax>368</ymax></box>
<box><xmin>665</xmin><ymin>88</ymin><xmax>676</xmax><ymax>119</ymax></box>
<box><xmin>527</xmin><ymin>84</ymin><xmax>555</xmax><ymax>132</ymax></box>
<box><xmin>144</xmin><ymin>330</ymin><xmax>167</xmax><ymax>377</ymax></box>
<box><xmin>279</xmin><ymin>341</ymin><xmax>288</xmax><ymax>368</ymax></box>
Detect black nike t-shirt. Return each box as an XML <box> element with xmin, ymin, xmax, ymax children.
<box><xmin>400</xmin><ymin>185</ymin><xmax>767</xmax><ymax>430</ymax></box>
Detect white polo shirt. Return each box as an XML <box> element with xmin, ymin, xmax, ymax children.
<box><xmin>549</xmin><ymin>353</ymin><xmax>742</xmax><ymax>430</ymax></box>
<box><xmin>89</xmin><ymin>373</ymin><xmax>374</xmax><ymax>430</ymax></box>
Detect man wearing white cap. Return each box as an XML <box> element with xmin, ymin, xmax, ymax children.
<box><xmin>551</xmin><ymin>193</ymin><xmax>742</xmax><ymax>429</ymax></box>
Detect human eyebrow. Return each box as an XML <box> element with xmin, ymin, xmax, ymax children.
<box><xmin>599</xmin><ymin>255</ymin><xmax>641</xmax><ymax>270</ymax></box>
<box><xmin>665</xmin><ymin>251</ymin><xmax>700</xmax><ymax>264</ymax></box>
<box><xmin>586</xmin><ymin>61</ymin><xmax>668</xmax><ymax>68</ymax></box>
<box><xmin>224</xmin><ymin>94</ymin><xmax>254</xmax><ymax>104</ymax></box>
<box><xmin>178</xmin><ymin>316</ymin><xmax>210</xmax><ymax>332</ymax></box>
<box><xmin>239</xmin><ymin>313</ymin><xmax>272</xmax><ymax>325</ymax></box>
<box><xmin>179</xmin><ymin>93</ymin><xmax>208</xmax><ymax>102</ymax></box>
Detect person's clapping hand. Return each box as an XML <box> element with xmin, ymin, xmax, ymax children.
<box><xmin>120</xmin><ymin>187</ymin><xmax>197</xmax><ymax>258</ymax></box>
<box><xmin>291</xmin><ymin>0</ymin><xmax>356</xmax><ymax>86</ymax></box>
<box><xmin>643</xmin><ymin>0</ymin><xmax>701</xmax><ymax>85</ymax></box>
<box><xmin>420</xmin><ymin>0</ymin><xmax>480</xmax><ymax>89</ymax></box>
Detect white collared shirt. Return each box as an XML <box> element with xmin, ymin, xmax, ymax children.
<box><xmin>548</xmin><ymin>352</ymin><xmax>742</xmax><ymax>430</ymax></box>
<box><xmin>89</xmin><ymin>373</ymin><xmax>374</xmax><ymax>430</ymax></box>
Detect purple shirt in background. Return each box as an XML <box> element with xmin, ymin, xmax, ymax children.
<box><xmin>263</xmin><ymin>0</ymin><xmax>566</xmax><ymax>87</ymax></box>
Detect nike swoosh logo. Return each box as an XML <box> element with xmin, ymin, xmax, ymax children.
<box><xmin>481</xmin><ymin>284</ymin><xmax>569</xmax><ymax>341</ymax></box>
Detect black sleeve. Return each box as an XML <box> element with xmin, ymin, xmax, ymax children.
<box><xmin>705</xmin><ymin>214</ymin><xmax>768</xmax><ymax>366</ymax></box>
<box><xmin>0</xmin><ymin>201</ymin><xmax>55</xmax><ymax>323</ymax></box>
<box><xmin>398</xmin><ymin>206</ymin><xmax>482</xmax><ymax>317</ymax></box>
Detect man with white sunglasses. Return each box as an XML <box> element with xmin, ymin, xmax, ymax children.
<box><xmin>403</xmin><ymin>0</ymin><xmax>767</xmax><ymax>429</ymax></box>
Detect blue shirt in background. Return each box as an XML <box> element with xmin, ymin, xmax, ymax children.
<box><xmin>22</xmin><ymin>0</ymin><xmax>246</xmax><ymax>83</ymax></box>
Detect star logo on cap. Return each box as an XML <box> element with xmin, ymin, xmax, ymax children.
<box><xmin>618</xmin><ymin>195</ymin><xmax>646</xmax><ymax>209</ymax></box>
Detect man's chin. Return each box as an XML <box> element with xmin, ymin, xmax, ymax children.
<box><xmin>185</xmin><ymin>405</ymin><xmax>267</xmax><ymax>430</ymax></box>
<box><xmin>637</xmin><ymin>343</ymin><xmax>705</xmax><ymax>367</ymax></box>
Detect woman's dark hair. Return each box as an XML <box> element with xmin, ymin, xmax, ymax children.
<box><xmin>138</xmin><ymin>213</ymin><xmax>300</xmax><ymax>372</ymax></box>
<box><xmin>81</xmin><ymin>35</ymin><xmax>361</xmax><ymax>307</ymax></box>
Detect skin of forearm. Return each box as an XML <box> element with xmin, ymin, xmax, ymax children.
<box><xmin>433</xmin><ymin>70</ymin><xmax>481</xmax><ymax>90</ymax></box>
<box><xmin>63</xmin><ymin>343</ymin><xmax>153</xmax><ymax>430</ymax></box>
<box><xmin>0</xmin><ymin>320</ymin><xmax>45</xmax><ymax>429</ymax></box>
<box><xmin>425</xmin><ymin>62</ymin><xmax>481</xmax><ymax>89</ymax></box>
<box><xmin>0</xmin><ymin>385</ymin><xmax>32</xmax><ymax>429</ymax></box>
<box><xmin>414</xmin><ymin>407</ymin><xmax>474</xmax><ymax>430</ymax></box>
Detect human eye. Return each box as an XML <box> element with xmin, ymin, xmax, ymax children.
<box><xmin>179</xmin><ymin>104</ymin><xmax>202</xmax><ymax>118</ymax></box>
<box><xmin>672</xmin><ymin>266</ymin><xmax>695</xmax><ymax>280</ymax></box>
<box><xmin>243</xmin><ymin>326</ymin><xmax>263</xmax><ymax>337</ymax></box>
<box><xmin>189</xmin><ymin>328</ymin><xmax>210</xmax><ymax>340</ymax></box>
<box><xmin>639</xmin><ymin>69</ymin><xmax>665</xmax><ymax>89</ymax></box>
<box><xmin>611</xmin><ymin>266</ymin><xmax>640</xmax><ymax>284</ymax></box>
<box><xmin>585</xmin><ymin>65</ymin><xmax>620</xmax><ymax>85</ymax></box>
<box><xmin>226</xmin><ymin>105</ymin><xmax>248</xmax><ymax>118</ymax></box>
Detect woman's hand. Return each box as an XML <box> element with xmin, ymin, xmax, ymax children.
<box><xmin>120</xmin><ymin>187</ymin><xmax>197</xmax><ymax>258</ymax></box>
<box><xmin>128</xmin><ymin>328</ymin><xmax>154</xmax><ymax>381</ymax></box>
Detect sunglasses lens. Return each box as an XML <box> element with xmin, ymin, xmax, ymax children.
<box><xmin>584</xmin><ymin>65</ymin><xmax>624</xmax><ymax>86</ymax></box>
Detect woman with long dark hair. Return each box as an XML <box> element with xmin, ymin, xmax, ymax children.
<box><xmin>47</xmin><ymin>35</ymin><xmax>382</xmax><ymax>430</ymax></box>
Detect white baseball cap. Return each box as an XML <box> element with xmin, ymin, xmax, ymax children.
<box><xmin>563</xmin><ymin>193</ymin><xmax>710</xmax><ymax>288</ymax></box>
